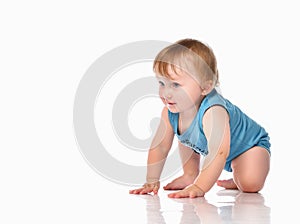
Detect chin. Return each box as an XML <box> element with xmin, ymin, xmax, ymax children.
<box><xmin>167</xmin><ymin>105</ymin><xmax>179</xmax><ymax>113</ymax></box>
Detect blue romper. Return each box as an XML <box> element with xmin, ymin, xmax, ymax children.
<box><xmin>168</xmin><ymin>88</ymin><xmax>271</xmax><ymax>172</ymax></box>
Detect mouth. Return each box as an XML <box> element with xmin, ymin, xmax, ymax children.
<box><xmin>166</xmin><ymin>101</ymin><xmax>176</xmax><ymax>106</ymax></box>
<box><xmin>160</xmin><ymin>97</ymin><xmax>176</xmax><ymax>107</ymax></box>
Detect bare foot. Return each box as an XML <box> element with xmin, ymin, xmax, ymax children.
<box><xmin>216</xmin><ymin>178</ymin><xmax>238</xmax><ymax>189</ymax></box>
<box><xmin>163</xmin><ymin>175</ymin><xmax>197</xmax><ymax>190</ymax></box>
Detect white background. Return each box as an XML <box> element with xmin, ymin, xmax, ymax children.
<box><xmin>1</xmin><ymin>0</ymin><xmax>299</xmax><ymax>223</ymax></box>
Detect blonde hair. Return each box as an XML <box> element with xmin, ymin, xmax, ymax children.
<box><xmin>153</xmin><ymin>38</ymin><xmax>219</xmax><ymax>87</ymax></box>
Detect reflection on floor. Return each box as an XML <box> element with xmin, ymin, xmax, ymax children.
<box><xmin>133</xmin><ymin>189</ymin><xmax>270</xmax><ymax>224</ymax></box>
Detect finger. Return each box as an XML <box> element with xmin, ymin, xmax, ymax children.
<box><xmin>129</xmin><ymin>188</ymin><xmax>140</xmax><ymax>194</ymax></box>
<box><xmin>139</xmin><ymin>190</ymin><xmax>148</xmax><ymax>194</ymax></box>
<box><xmin>129</xmin><ymin>187</ymin><xmax>144</xmax><ymax>194</ymax></box>
<box><xmin>153</xmin><ymin>185</ymin><xmax>159</xmax><ymax>194</ymax></box>
<box><xmin>177</xmin><ymin>191</ymin><xmax>189</xmax><ymax>198</ymax></box>
<box><xmin>168</xmin><ymin>190</ymin><xmax>187</xmax><ymax>198</ymax></box>
<box><xmin>140</xmin><ymin>187</ymin><xmax>153</xmax><ymax>194</ymax></box>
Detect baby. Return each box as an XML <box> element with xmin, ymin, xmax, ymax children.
<box><xmin>129</xmin><ymin>38</ymin><xmax>270</xmax><ymax>198</ymax></box>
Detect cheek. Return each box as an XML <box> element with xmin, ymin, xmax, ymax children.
<box><xmin>158</xmin><ymin>88</ymin><xmax>165</xmax><ymax>102</ymax></box>
<box><xmin>176</xmin><ymin>89</ymin><xmax>198</xmax><ymax>105</ymax></box>
<box><xmin>175</xmin><ymin>89</ymin><xmax>190</xmax><ymax>100</ymax></box>
<box><xmin>158</xmin><ymin>87</ymin><xmax>163</xmax><ymax>94</ymax></box>
<box><xmin>158</xmin><ymin>88</ymin><xmax>164</xmax><ymax>98</ymax></box>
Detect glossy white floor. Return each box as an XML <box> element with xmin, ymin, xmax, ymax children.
<box><xmin>86</xmin><ymin>166</ymin><xmax>297</xmax><ymax>224</ymax></box>
<box><xmin>126</xmin><ymin>188</ymin><xmax>270</xmax><ymax>224</ymax></box>
<box><xmin>102</xmin><ymin>168</ymin><xmax>297</xmax><ymax>224</ymax></box>
<box><xmin>126</xmin><ymin>180</ymin><xmax>277</xmax><ymax>223</ymax></box>
<box><xmin>2</xmin><ymin>155</ymin><xmax>298</xmax><ymax>224</ymax></box>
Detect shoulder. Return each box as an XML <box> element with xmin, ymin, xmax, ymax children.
<box><xmin>203</xmin><ymin>105</ymin><xmax>229</xmax><ymax>122</ymax></box>
<box><xmin>202</xmin><ymin>105</ymin><xmax>230</xmax><ymax>140</ymax></box>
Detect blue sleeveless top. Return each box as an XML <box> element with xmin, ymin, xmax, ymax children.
<box><xmin>168</xmin><ymin>88</ymin><xmax>271</xmax><ymax>172</ymax></box>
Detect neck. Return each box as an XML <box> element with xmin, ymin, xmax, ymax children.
<box><xmin>179</xmin><ymin>106</ymin><xmax>198</xmax><ymax>121</ymax></box>
<box><xmin>178</xmin><ymin>95</ymin><xmax>205</xmax><ymax>133</ymax></box>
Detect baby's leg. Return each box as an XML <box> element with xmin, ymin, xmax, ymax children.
<box><xmin>164</xmin><ymin>141</ymin><xmax>200</xmax><ymax>190</ymax></box>
<box><xmin>218</xmin><ymin>146</ymin><xmax>270</xmax><ymax>192</ymax></box>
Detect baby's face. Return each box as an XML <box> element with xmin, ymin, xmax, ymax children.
<box><xmin>156</xmin><ymin>67</ymin><xmax>204</xmax><ymax>113</ymax></box>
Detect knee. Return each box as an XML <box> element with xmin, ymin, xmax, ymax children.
<box><xmin>236</xmin><ymin>176</ymin><xmax>265</xmax><ymax>193</ymax></box>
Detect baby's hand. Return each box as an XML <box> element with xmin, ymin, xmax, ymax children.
<box><xmin>168</xmin><ymin>184</ymin><xmax>205</xmax><ymax>198</ymax></box>
<box><xmin>129</xmin><ymin>181</ymin><xmax>160</xmax><ymax>195</ymax></box>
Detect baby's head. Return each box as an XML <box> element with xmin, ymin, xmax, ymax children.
<box><xmin>153</xmin><ymin>38</ymin><xmax>219</xmax><ymax>91</ymax></box>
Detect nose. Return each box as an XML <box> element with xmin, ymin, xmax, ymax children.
<box><xmin>162</xmin><ymin>87</ymin><xmax>172</xmax><ymax>100</ymax></box>
<box><xmin>165</xmin><ymin>94</ymin><xmax>172</xmax><ymax>100</ymax></box>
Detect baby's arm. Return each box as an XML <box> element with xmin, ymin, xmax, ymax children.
<box><xmin>168</xmin><ymin>106</ymin><xmax>230</xmax><ymax>198</ymax></box>
<box><xmin>129</xmin><ymin>107</ymin><xmax>174</xmax><ymax>195</ymax></box>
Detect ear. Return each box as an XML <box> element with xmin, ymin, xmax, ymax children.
<box><xmin>201</xmin><ymin>80</ymin><xmax>214</xmax><ymax>95</ymax></box>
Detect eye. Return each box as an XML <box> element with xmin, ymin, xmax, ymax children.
<box><xmin>158</xmin><ymin>81</ymin><xmax>165</xmax><ymax>87</ymax></box>
<box><xmin>172</xmin><ymin>82</ymin><xmax>181</xmax><ymax>88</ymax></box>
